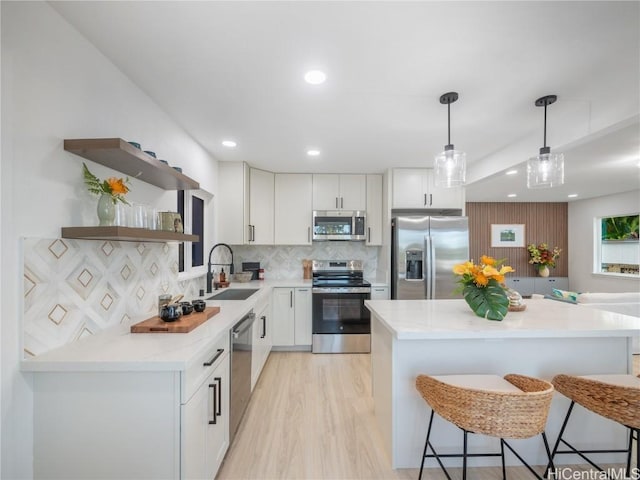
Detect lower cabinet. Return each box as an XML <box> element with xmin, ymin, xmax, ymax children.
<box><xmin>505</xmin><ymin>277</ymin><xmax>569</xmax><ymax>297</ymax></box>
<box><xmin>182</xmin><ymin>346</ymin><xmax>230</xmax><ymax>480</ymax></box>
<box><xmin>370</xmin><ymin>286</ymin><xmax>389</xmax><ymax>300</ymax></box>
<box><xmin>272</xmin><ymin>287</ymin><xmax>312</xmax><ymax>347</ymax></box>
<box><xmin>252</xmin><ymin>300</ymin><xmax>272</xmax><ymax>390</ymax></box>
<box><xmin>33</xmin><ymin>335</ymin><xmax>230</xmax><ymax>480</ymax></box>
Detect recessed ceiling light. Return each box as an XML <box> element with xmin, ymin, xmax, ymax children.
<box><xmin>304</xmin><ymin>70</ymin><xmax>326</xmax><ymax>85</ymax></box>
<box><xmin>507</xmin><ymin>194</ymin><xmax>517</xmax><ymax>198</ymax></box>
<box><xmin>568</xmin><ymin>194</ymin><xmax>579</xmax><ymax>198</ymax></box>
<box><xmin>222</xmin><ymin>140</ymin><xmax>237</xmax><ymax>148</ymax></box>
<box><xmin>307</xmin><ymin>149</ymin><xmax>321</xmax><ymax>157</ymax></box>
<box><xmin>505</xmin><ymin>169</ymin><xmax>518</xmax><ymax>175</ymax></box>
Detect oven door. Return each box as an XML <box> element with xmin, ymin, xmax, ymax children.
<box><xmin>312</xmin><ymin>288</ymin><xmax>371</xmax><ymax>334</ymax></box>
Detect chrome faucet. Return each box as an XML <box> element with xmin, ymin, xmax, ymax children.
<box><xmin>206</xmin><ymin>243</ymin><xmax>235</xmax><ymax>293</ymax></box>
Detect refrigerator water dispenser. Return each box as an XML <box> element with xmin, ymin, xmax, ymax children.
<box><xmin>405</xmin><ymin>250</ymin><xmax>423</xmax><ymax>279</ymax></box>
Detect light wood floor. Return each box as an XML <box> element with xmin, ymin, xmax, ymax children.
<box><xmin>217</xmin><ymin>353</ymin><xmax>640</xmax><ymax>480</ymax></box>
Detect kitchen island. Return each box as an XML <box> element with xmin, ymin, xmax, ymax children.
<box><xmin>365</xmin><ymin>298</ymin><xmax>639</xmax><ymax>469</ymax></box>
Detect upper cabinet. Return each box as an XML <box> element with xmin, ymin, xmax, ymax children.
<box><xmin>392</xmin><ymin>168</ymin><xmax>463</xmax><ymax>210</ymax></box>
<box><xmin>218</xmin><ymin>162</ymin><xmax>249</xmax><ymax>245</ymax></box>
<box><xmin>366</xmin><ymin>174</ymin><xmax>383</xmax><ymax>246</ymax></box>
<box><xmin>274</xmin><ymin>174</ymin><xmax>313</xmax><ymax>245</ymax></box>
<box><xmin>248</xmin><ymin>168</ymin><xmax>274</xmax><ymax>245</ymax></box>
<box><xmin>312</xmin><ymin>174</ymin><xmax>366</xmax><ymax>211</ymax></box>
<box><xmin>64</xmin><ymin>138</ymin><xmax>199</xmax><ymax>190</ymax></box>
<box><xmin>217</xmin><ymin>164</ymin><xmax>274</xmax><ymax>245</ymax></box>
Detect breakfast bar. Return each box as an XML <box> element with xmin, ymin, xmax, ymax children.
<box><xmin>365</xmin><ymin>298</ymin><xmax>639</xmax><ymax>469</ymax></box>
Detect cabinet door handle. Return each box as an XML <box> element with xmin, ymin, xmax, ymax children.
<box><xmin>203</xmin><ymin>348</ymin><xmax>224</xmax><ymax>367</ymax></box>
<box><xmin>335</xmin><ymin>197</ymin><xmax>339</xmax><ymax>209</ymax></box>
<box><xmin>367</xmin><ymin>227</ymin><xmax>371</xmax><ymax>243</ymax></box>
<box><xmin>215</xmin><ymin>376</ymin><xmax>222</xmax><ymax>417</ymax></box>
<box><xmin>340</xmin><ymin>197</ymin><xmax>344</xmax><ymax>209</ymax></box>
<box><xmin>308</xmin><ymin>226</ymin><xmax>311</xmax><ymax>243</ymax></box>
<box><xmin>261</xmin><ymin>315</ymin><xmax>266</xmax><ymax>339</ymax></box>
<box><xmin>429</xmin><ymin>193</ymin><xmax>433</xmax><ymax>206</ymax></box>
<box><xmin>290</xmin><ymin>290</ymin><xmax>293</xmax><ymax>308</ymax></box>
<box><xmin>423</xmin><ymin>193</ymin><xmax>427</xmax><ymax>206</ymax></box>
<box><xmin>208</xmin><ymin>382</ymin><xmax>218</xmax><ymax>425</ymax></box>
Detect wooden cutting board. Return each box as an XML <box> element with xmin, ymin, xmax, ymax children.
<box><xmin>131</xmin><ymin>306</ymin><xmax>221</xmax><ymax>333</ymax></box>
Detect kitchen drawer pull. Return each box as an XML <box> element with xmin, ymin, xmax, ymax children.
<box><xmin>208</xmin><ymin>382</ymin><xmax>217</xmax><ymax>425</ymax></box>
<box><xmin>203</xmin><ymin>348</ymin><xmax>224</xmax><ymax>367</ymax></box>
<box><xmin>215</xmin><ymin>376</ymin><xmax>222</xmax><ymax>417</ymax></box>
<box><xmin>260</xmin><ymin>315</ymin><xmax>266</xmax><ymax>339</ymax></box>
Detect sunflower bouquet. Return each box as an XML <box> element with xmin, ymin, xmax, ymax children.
<box><xmin>82</xmin><ymin>163</ymin><xmax>130</xmax><ymax>204</ymax></box>
<box><xmin>453</xmin><ymin>255</ymin><xmax>515</xmax><ymax>321</ymax></box>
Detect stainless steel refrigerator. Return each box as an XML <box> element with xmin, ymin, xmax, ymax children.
<box><xmin>391</xmin><ymin>216</ymin><xmax>469</xmax><ymax>299</ymax></box>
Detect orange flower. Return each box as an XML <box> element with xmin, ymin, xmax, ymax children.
<box><xmin>473</xmin><ymin>272</ymin><xmax>489</xmax><ymax>286</ymax></box>
<box><xmin>480</xmin><ymin>255</ymin><xmax>496</xmax><ymax>266</ymax></box>
<box><xmin>107</xmin><ymin>177</ymin><xmax>129</xmax><ymax>195</ymax></box>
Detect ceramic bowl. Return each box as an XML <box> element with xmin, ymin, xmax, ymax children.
<box><xmin>192</xmin><ymin>300</ymin><xmax>206</xmax><ymax>312</ymax></box>
<box><xmin>172</xmin><ymin>166</ymin><xmax>183</xmax><ymax>173</ymax></box>
<box><xmin>128</xmin><ymin>141</ymin><xmax>141</xmax><ymax>149</ymax></box>
<box><xmin>160</xmin><ymin>303</ymin><xmax>182</xmax><ymax>322</ymax></box>
<box><xmin>179</xmin><ymin>301</ymin><xmax>194</xmax><ymax>315</ymax></box>
<box><xmin>144</xmin><ymin>150</ymin><xmax>157</xmax><ymax>158</ymax></box>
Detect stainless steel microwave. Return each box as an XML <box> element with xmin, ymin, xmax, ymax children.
<box><xmin>312</xmin><ymin>210</ymin><xmax>366</xmax><ymax>241</ymax></box>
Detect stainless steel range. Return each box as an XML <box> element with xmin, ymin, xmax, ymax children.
<box><xmin>311</xmin><ymin>260</ymin><xmax>371</xmax><ymax>353</ymax></box>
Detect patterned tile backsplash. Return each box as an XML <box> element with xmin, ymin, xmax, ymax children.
<box><xmin>230</xmin><ymin>243</ymin><xmax>380</xmax><ymax>280</ymax></box>
<box><xmin>23</xmin><ymin>238</ymin><xmax>204</xmax><ymax>357</ymax></box>
<box><xmin>23</xmin><ymin>239</ymin><xmax>380</xmax><ymax>357</ymax></box>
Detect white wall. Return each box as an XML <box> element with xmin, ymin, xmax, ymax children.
<box><xmin>568</xmin><ymin>190</ymin><xmax>640</xmax><ymax>293</ymax></box>
<box><xmin>1</xmin><ymin>2</ymin><xmax>219</xmax><ymax>478</ymax></box>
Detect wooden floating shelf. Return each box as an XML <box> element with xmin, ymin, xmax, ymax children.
<box><xmin>61</xmin><ymin>226</ymin><xmax>199</xmax><ymax>243</ymax></box>
<box><xmin>64</xmin><ymin>138</ymin><xmax>200</xmax><ymax>191</ymax></box>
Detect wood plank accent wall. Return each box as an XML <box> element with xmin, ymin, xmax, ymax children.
<box><xmin>466</xmin><ymin>202</ymin><xmax>568</xmax><ymax>277</ymax></box>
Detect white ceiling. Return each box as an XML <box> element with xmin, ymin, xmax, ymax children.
<box><xmin>51</xmin><ymin>1</ymin><xmax>640</xmax><ymax>202</ymax></box>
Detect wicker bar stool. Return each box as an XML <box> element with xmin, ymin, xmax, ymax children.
<box><xmin>550</xmin><ymin>374</ymin><xmax>640</xmax><ymax>475</ymax></box>
<box><xmin>415</xmin><ymin>373</ymin><xmax>555</xmax><ymax>480</ymax></box>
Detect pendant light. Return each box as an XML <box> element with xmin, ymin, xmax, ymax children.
<box><xmin>527</xmin><ymin>95</ymin><xmax>564</xmax><ymax>188</ymax></box>
<box><xmin>434</xmin><ymin>92</ymin><xmax>466</xmax><ymax>188</ymax></box>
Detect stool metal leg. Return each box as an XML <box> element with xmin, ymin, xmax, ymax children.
<box><xmin>626</xmin><ymin>427</ymin><xmax>633</xmax><ymax>477</ymax></box>
<box><xmin>418</xmin><ymin>410</ymin><xmax>435</xmax><ymax>480</ymax></box>
<box><xmin>463</xmin><ymin>429</ymin><xmax>468</xmax><ymax>480</ymax></box>
<box><xmin>542</xmin><ymin>432</ymin><xmax>554</xmax><ymax>478</ymax></box>
<box><xmin>500</xmin><ymin>438</ymin><xmax>506</xmax><ymax>480</ymax></box>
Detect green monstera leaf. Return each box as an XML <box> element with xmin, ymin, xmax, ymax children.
<box><xmin>462</xmin><ymin>279</ymin><xmax>509</xmax><ymax>321</ymax></box>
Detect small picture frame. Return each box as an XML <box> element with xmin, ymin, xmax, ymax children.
<box><xmin>491</xmin><ymin>224</ymin><xmax>525</xmax><ymax>247</ymax></box>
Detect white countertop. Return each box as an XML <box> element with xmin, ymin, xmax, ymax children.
<box><xmin>21</xmin><ymin>279</ymin><xmax>310</xmax><ymax>373</ymax></box>
<box><xmin>365</xmin><ymin>298</ymin><xmax>640</xmax><ymax>340</ymax></box>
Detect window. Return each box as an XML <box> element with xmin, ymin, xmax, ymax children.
<box><xmin>178</xmin><ymin>189</ymin><xmax>213</xmax><ymax>276</ymax></box>
<box><xmin>596</xmin><ymin>214</ymin><xmax>639</xmax><ymax>275</ymax></box>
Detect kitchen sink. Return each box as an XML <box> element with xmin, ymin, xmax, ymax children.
<box><xmin>206</xmin><ymin>288</ymin><xmax>259</xmax><ymax>301</ymax></box>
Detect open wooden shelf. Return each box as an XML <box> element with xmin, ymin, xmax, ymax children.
<box><xmin>61</xmin><ymin>226</ymin><xmax>199</xmax><ymax>243</ymax></box>
<box><xmin>64</xmin><ymin>138</ymin><xmax>200</xmax><ymax>191</ymax></box>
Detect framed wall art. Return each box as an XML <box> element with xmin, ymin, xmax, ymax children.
<box><xmin>491</xmin><ymin>224</ymin><xmax>525</xmax><ymax>247</ymax></box>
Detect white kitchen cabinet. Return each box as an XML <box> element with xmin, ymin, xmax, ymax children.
<box><xmin>294</xmin><ymin>288</ymin><xmax>312</xmax><ymax>345</ymax></box>
<box><xmin>272</xmin><ymin>287</ymin><xmax>312</xmax><ymax>348</ymax></box>
<box><xmin>249</xmin><ymin>168</ymin><xmax>274</xmax><ymax>244</ymax></box>
<box><xmin>251</xmin><ymin>299</ymin><xmax>272</xmax><ymax>390</ymax></box>
<box><xmin>370</xmin><ymin>286</ymin><xmax>389</xmax><ymax>300</ymax></box>
<box><xmin>366</xmin><ymin>174</ymin><xmax>383</xmax><ymax>245</ymax></box>
<box><xmin>218</xmin><ymin>162</ymin><xmax>249</xmax><ymax>244</ymax></box>
<box><xmin>33</xmin><ymin>334</ymin><xmax>230</xmax><ymax>480</ymax></box>
<box><xmin>392</xmin><ymin>168</ymin><xmax>463</xmax><ymax>210</ymax></box>
<box><xmin>183</xmin><ymin>347</ymin><xmax>230</xmax><ymax>480</ymax></box>
<box><xmin>312</xmin><ymin>174</ymin><xmax>366</xmax><ymax>211</ymax></box>
<box><xmin>274</xmin><ymin>173</ymin><xmax>313</xmax><ymax>245</ymax></box>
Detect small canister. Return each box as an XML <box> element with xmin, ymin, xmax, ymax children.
<box><xmin>258</xmin><ymin>268</ymin><xmax>265</xmax><ymax>280</ymax></box>
<box><xmin>158</xmin><ymin>294</ymin><xmax>172</xmax><ymax>317</ymax></box>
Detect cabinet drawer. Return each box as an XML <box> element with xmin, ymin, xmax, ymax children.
<box><xmin>182</xmin><ymin>334</ymin><xmax>229</xmax><ymax>403</ymax></box>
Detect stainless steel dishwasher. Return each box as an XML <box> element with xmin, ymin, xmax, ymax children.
<box><xmin>230</xmin><ymin>310</ymin><xmax>255</xmax><ymax>443</ymax></box>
